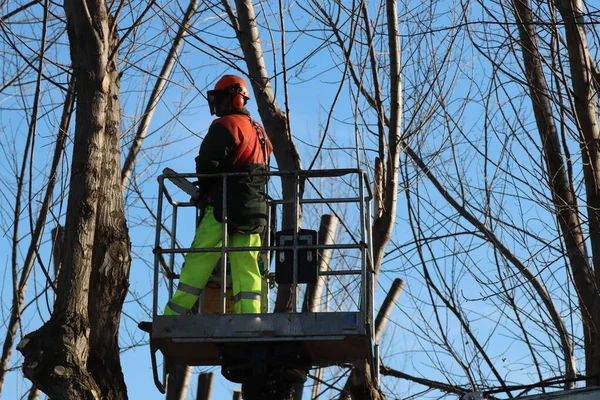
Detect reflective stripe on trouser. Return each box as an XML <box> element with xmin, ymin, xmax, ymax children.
<box><xmin>164</xmin><ymin>206</ymin><xmax>262</xmax><ymax>315</ymax></box>
<box><xmin>229</xmin><ymin>231</ymin><xmax>261</xmax><ymax>314</ymax></box>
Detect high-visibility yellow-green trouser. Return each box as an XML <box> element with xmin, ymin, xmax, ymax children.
<box><xmin>164</xmin><ymin>206</ymin><xmax>262</xmax><ymax>315</ymax></box>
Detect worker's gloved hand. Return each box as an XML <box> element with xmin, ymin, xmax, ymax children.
<box><xmin>192</xmin><ymin>192</ymin><xmax>209</xmax><ymax>210</ymax></box>
<box><xmin>191</xmin><ymin>179</ymin><xmax>212</xmax><ymax>210</ymax></box>
<box><xmin>191</xmin><ymin>193</ymin><xmax>202</xmax><ymax>208</ymax></box>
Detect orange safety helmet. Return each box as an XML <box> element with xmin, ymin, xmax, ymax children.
<box><xmin>207</xmin><ymin>74</ymin><xmax>250</xmax><ymax>115</ymax></box>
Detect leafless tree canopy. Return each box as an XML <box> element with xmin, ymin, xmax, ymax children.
<box><xmin>1</xmin><ymin>0</ymin><xmax>599</xmax><ymax>398</ymax></box>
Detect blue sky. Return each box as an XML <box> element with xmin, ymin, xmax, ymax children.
<box><xmin>1</xmin><ymin>0</ymin><xmax>596</xmax><ymax>398</ymax></box>
<box><xmin>0</xmin><ymin>1</ymin><xmax>370</xmax><ymax>397</ymax></box>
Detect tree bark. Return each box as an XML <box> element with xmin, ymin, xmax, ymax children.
<box><xmin>302</xmin><ymin>214</ymin><xmax>338</xmax><ymax>313</ymax></box>
<box><xmin>87</xmin><ymin>12</ymin><xmax>131</xmax><ymax>399</ymax></box>
<box><xmin>223</xmin><ymin>0</ymin><xmax>304</xmax><ymax>313</ymax></box>
<box><xmin>196</xmin><ymin>372</ymin><xmax>214</xmax><ymax>400</ymax></box>
<box><xmin>339</xmin><ymin>279</ymin><xmax>404</xmax><ymax>400</ymax></box>
<box><xmin>371</xmin><ymin>0</ymin><xmax>402</xmax><ymax>279</ymax></box>
<box><xmin>165</xmin><ymin>364</ymin><xmax>192</xmax><ymax>400</ymax></box>
<box><xmin>374</xmin><ymin>279</ymin><xmax>405</xmax><ymax>340</ymax></box>
<box><xmin>553</xmin><ymin>0</ymin><xmax>600</xmax><ymax>386</ymax></box>
<box><xmin>512</xmin><ymin>0</ymin><xmax>590</xmax><ymax>385</ymax></box>
<box><xmin>27</xmin><ymin>386</ymin><xmax>41</xmax><ymax>400</ymax></box>
<box><xmin>18</xmin><ymin>0</ymin><xmax>131</xmax><ymax>398</ymax></box>
<box><xmin>294</xmin><ymin>215</ymin><xmax>338</xmax><ymax>399</ymax></box>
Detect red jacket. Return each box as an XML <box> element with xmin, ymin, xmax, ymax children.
<box><xmin>195</xmin><ymin>109</ymin><xmax>272</xmax><ymax>228</ymax></box>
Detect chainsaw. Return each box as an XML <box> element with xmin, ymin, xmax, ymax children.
<box><xmin>162</xmin><ymin>167</ymin><xmax>199</xmax><ymax>201</ymax></box>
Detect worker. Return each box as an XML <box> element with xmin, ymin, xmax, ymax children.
<box><xmin>164</xmin><ymin>74</ymin><xmax>272</xmax><ymax>316</ymax></box>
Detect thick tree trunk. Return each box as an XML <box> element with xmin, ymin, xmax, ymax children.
<box><xmin>342</xmin><ymin>361</ymin><xmax>383</xmax><ymax>400</ymax></box>
<box><xmin>87</xmin><ymin>13</ymin><xmax>131</xmax><ymax>399</ymax></box>
<box><xmin>18</xmin><ymin>0</ymin><xmax>110</xmax><ymax>392</ymax></box>
<box><xmin>18</xmin><ymin>0</ymin><xmax>130</xmax><ymax>398</ymax></box>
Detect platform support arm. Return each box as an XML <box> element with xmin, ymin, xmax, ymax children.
<box><xmin>151</xmin><ymin>343</ymin><xmax>166</xmax><ymax>394</ymax></box>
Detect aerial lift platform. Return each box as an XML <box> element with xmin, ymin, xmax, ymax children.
<box><xmin>148</xmin><ymin>168</ymin><xmax>377</xmax><ymax>393</ymax></box>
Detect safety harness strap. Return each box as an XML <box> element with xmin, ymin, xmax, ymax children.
<box><xmin>234</xmin><ymin>116</ymin><xmax>268</xmax><ymax>167</ymax></box>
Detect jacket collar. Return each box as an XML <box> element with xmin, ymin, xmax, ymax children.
<box><xmin>223</xmin><ymin>108</ymin><xmax>250</xmax><ymax>117</ymax></box>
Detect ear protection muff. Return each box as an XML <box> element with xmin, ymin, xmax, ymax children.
<box><xmin>232</xmin><ymin>92</ymin><xmax>244</xmax><ymax>109</ymax></box>
<box><xmin>229</xmin><ymin>83</ymin><xmax>246</xmax><ymax>109</ymax></box>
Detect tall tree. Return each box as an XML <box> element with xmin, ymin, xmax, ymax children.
<box><xmin>222</xmin><ymin>0</ymin><xmax>305</xmax><ymax>314</ymax></box>
<box><xmin>3</xmin><ymin>0</ymin><xmax>600</xmax><ymax>398</ymax></box>
<box><xmin>511</xmin><ymin>0</ymin><xmax>600</xmax><ymax>386</ymax></box>
<box><xmin>17</xmin><ymin>0</ymin><xmax>131</xmax><ymax>397</ymax></box>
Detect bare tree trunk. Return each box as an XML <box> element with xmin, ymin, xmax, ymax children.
<box><xmin>87</xmin><ymin>13</ymin><xmax>131</xmax><ymax>399</ymax></box>
<box><xmin>303</xmin><ymin>214</ymin><xmax>338</xmax><ymax>313</ymax></box>
<box><xmin>553</xmin><ymin>0</ymin><xmax>600</xmax><ymax>386</ymax></box>
<box><xmin>222</xmin><ymin>0</ymin><xmax>303</xmax><ymax>313</ymax></box>
<box><xmin>341</xmin><ymin>362</ymin><xmax>382</xmax><ymax>400</ymax></box>
<box><xmin>511</xmin><ymin>0</ymin><xmax>585</xmax><ymax>385</ymax></box>
<box><xmin>340</xmin><ymin>279</ymin><xmax>405</xmax><ymax>400</ymax></box>
<box><xmin>371</xmin><ymin>0</ymin><xmax>402</xmax><ymax>278</ymax></box>
<box><xmin>196</xmin><ymin>372</ymin><xmax>214</xmax><ymax>400</ymax></box>
<box><xmin>17</xmin><ymin>0</ymin><xmax>131</xmax><ymax>397</ymax></box>
<box><xmin>294</xmin><ymin>214</ymin><xmax>338</xmax><ymax>400</ymax></box>
<box><xmin>166</xmin><ymin>364</ymin><xmax>192</xmax><ymax>400</ymax></box>
<box><xmin>374</xmin><ymin>279</ymin><xmax>405</xmax><ymax>340</ymax></box>
<box><xmin>341</xmin><ymin>1</ymin><xmax>403</xmax><ymax>398</ymax></box>
<box><xmin>26</xmin><ymin>386</ymin><xmax>40</xmax><ymax>400</ymax></box>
